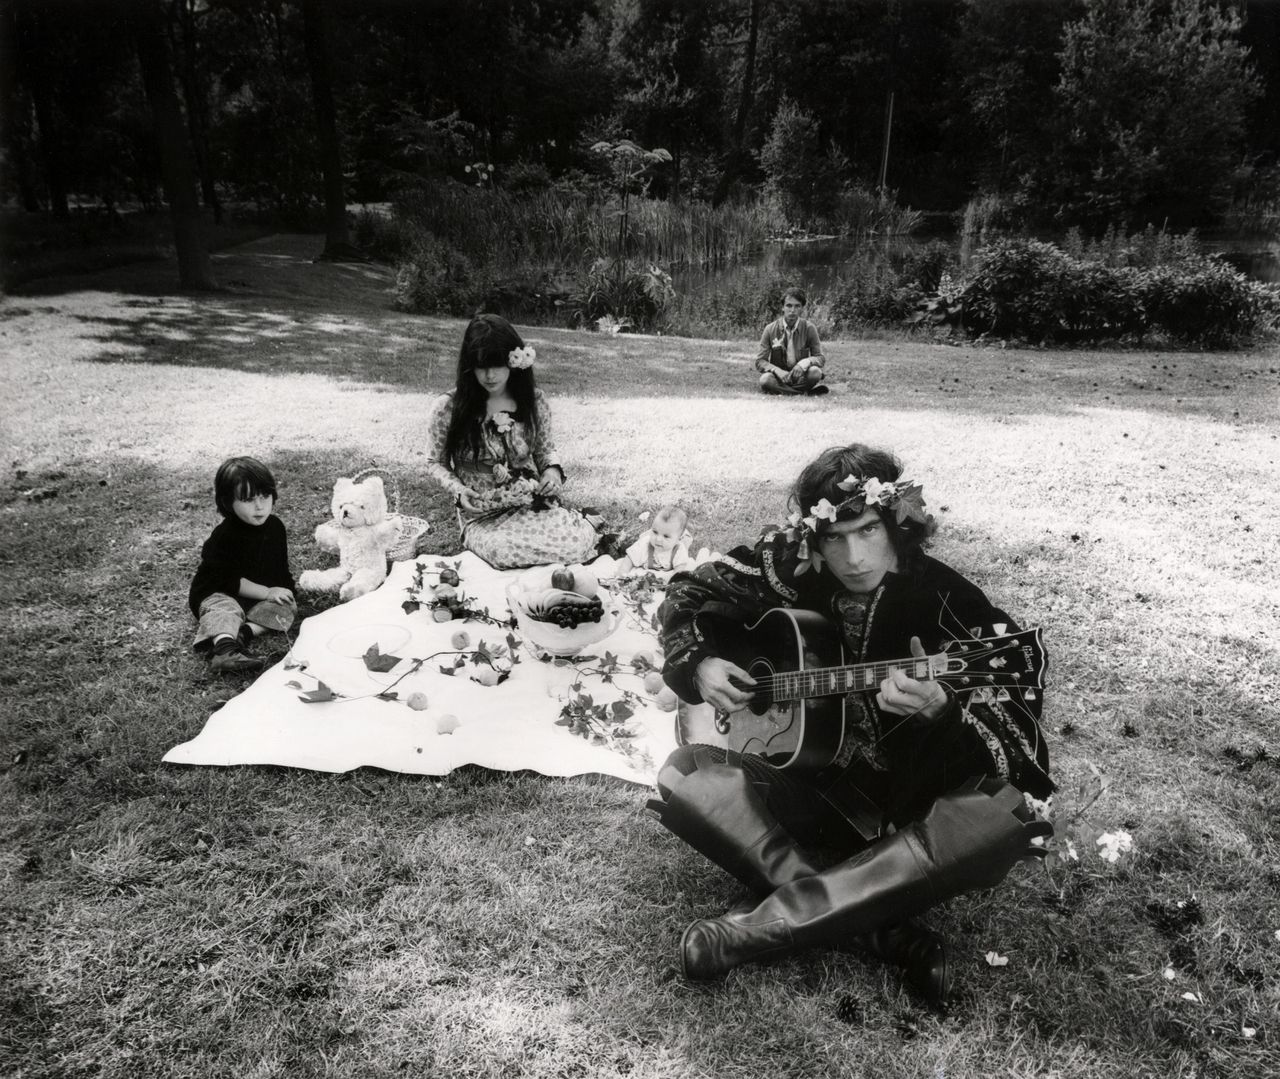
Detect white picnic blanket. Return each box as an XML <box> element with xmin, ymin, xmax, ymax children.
<box><xmin>163</xmin><ymin>553</ymin><xmax>680</xmax><ymax>786</ymax></box>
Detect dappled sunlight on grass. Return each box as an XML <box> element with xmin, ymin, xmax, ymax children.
<box><xmin>3</xmin><ymin>233</ymin><xmax>1279</xmax><ymax>1078</ymax></box>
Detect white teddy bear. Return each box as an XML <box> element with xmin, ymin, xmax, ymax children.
<box><xmin>298</xmin><ymin>475</ymin><xmax>399</xmax><ymax>602</ymax></box>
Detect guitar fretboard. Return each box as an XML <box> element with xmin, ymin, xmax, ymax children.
<box><xmin>771</xmin><ymin>659</ymin><xmax>933</xmax><ymax>702</ymax></box>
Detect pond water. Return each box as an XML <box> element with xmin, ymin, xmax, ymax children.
<box><xmin>670</xmin><ymin>233</ymin><xmax>1280</xmax><ymax>297</ymax></box>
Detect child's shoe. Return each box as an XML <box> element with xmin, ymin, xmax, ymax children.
<box><xmin>211</xmin><ymin>649</ymin><xmax>264</xmax><ymax>673</ymax></box>
<box><xmin>209</xmin><ymin>634</ymin><xmax>264</xmax><ymax>674</ymax></box>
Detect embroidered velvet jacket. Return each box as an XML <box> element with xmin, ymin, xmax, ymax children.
<box><xmin>658</xmin><ymin>529</ymin><xmax>1053</xmax><ymax>813</ymax></box>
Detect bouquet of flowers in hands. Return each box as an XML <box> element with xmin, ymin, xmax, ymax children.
<box><xmin>470</xmin><ymin>466</ymin><xmax>556</xmax><ymax>513</ymax></box>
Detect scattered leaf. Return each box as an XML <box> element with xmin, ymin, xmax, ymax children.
<box><xmin>298</xmin><ymin>682</ymin><xmax>337</xmax><ymax>703</ymax></box>
<box><xmin>363</xmin><ymin>644</ymin><xmax>403</xmax><ymax>673</ymax></box>
<box><xmin>376</xmin><ymin>691</ymin><xmax>400</xmax><ymax>702</ymax></box>
<box><xmin>402</xmin><ymin>600</ymin><xmax>421</xmax><ymax>615</ymax></box>
<box><xmin>285</xmin><ymin>680</ymin><xmax>302</xmax><ymax>689</ymax></box>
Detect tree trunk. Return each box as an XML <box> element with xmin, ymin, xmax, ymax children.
<box><xmin>174</xmin><ymin>0</ymin><xmax>222</xmax><ymax>224</ymax></box>
<box><xmin>0</xmin><ymin>7</ymin><xmax>42</xmax><ymax>210</ymax></box>
<box><xmin>301</xmin><ymin>0</ymin><xmax>356</xmax><ymax>259</ymax></box>
<box><xmin>132</xmin><ymin>0</ymin><xmax>216</xmax><ymax>290</ymax></box>
<box><xmin>713</xmin><ymin>0</ymin><xmax>760</xmax><ymax>207</ymax></box>
<box><xmin>15</xmin><ymin>7</ymin><xmax>68</xmax><ymax>216</ymax></box>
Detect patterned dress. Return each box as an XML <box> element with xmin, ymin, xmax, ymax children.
<box><xmin>424</xmin><ymin>390</ymin><xmax>599</xmax><ymax>569</ymax></box>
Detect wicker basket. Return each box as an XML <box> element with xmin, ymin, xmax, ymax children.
<box><xmin>506</xmin><ymin>583</ymin><xmax>620</xmax><ymax>657</ymax></box>
<box><xmin>325</xmin><ymin>467</ymin><xmax>431</xmax><ymax>563</ymax></box>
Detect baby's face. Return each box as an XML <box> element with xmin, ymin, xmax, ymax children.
<box><xmin>649</xmin><ymin>518</ymin><xmax>683</xmax><ymax>551</ymax></box>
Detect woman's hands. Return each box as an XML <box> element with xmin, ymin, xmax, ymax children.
<box><xmin>876</xmin><ymin>636</ymin><xmax>949</xmax><ymax>721</ymax></box>
<box><xmin>694</xmin><ymin>657</ymin><xmax>757</xmax><ymax>714</ymax></box>
<box><xmin>537</xmin><ymin>467</ymin><xmax>563</xmax><ymax>496</ymax></box>
<box><xmin>264</xmin><ymin>586</ymin><xmax>296</xmax><ymax>608</ymax></box>
<box><xmin>458</xmin><ymin>489</ymin><xmax>484</xmax><ymax>514</ymax></box>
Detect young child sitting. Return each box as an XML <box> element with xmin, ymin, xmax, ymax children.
<box><xmin>616</xmin><ymin>505</ymin><xmax>695</xmax><ymax>574</ymax></box>
<box><xmin>188</xmin><ymin>456</ymin><xmax>297</xmax><ymax>673</ymax></box>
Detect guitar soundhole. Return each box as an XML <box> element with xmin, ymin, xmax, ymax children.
<box><xmin>747</xmin><ymin>660</ymin><xmax>775</xmax><ymax>716</ymax></box>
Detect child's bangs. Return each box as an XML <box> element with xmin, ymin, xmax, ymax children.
<box><xmin>233</xmin><ymin>477</ymin><xmax>275</xmax><ymax>502</ymax></box>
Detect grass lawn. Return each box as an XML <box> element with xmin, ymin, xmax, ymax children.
<box><xmin>2</xmin><ymin>234</ymin><xmax>1278</xmax><ymax>1078</ymax></box>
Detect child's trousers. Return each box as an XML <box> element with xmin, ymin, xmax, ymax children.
<box><xmin>193</xmin><ymin>592</ymin><xmax>296</xmax><ymax>651</ymax></box>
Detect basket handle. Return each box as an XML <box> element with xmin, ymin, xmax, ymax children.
<box><xmin>350</xmin><ymin>466</ymin><xmax>401</xmax><ymax>514</ymax></box>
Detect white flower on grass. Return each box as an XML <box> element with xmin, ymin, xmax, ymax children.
<box><xmin>1162</xmin><ymin>966</ymin><xmax>1176</xmax><ymax>981</ymax></box>
<box><xmin>984</xmin><ymin>951</ymin><xmax>1009</xmax><ymax>967</ymax></box>
<box><xmin>1096</xmin><ymin>830</ymin><xmax>1134</xmax><ymax>863</ymax></box>
<box><xmin>638</xmin><ymin>511</ymin><xmax>651</xmax><ymax>522</ymax></box>
<box><xmin>1243</xmin><ymin>1027</ymin><xmax>1257</xmax><ymax>1039</ymax></box>
<box><xmin>1064</xmin><ymin>839</ymin><xmax>1080</xmax><ymax>862</ymax></box>
<box><xmin>1181</xmin><ymin>991</ymin><xmax>1202</xmax><ymax>1003</ymax></box>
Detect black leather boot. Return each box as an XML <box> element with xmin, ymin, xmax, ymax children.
<box><xmin>861</xmin><ymin>921</ymin><xmax>950</xmax><ymax>1012</ymax></box>
<box><xmin>681</xmin><ymin>777</ymin><xmax>1051</xmax><ymax>982</ymax></box>
<box><xmin>647</xmin><ymin>761</ymin><xmax>820</xmax><ymax>895</ymax></box>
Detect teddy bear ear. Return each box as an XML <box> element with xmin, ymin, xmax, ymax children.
<box><xmin>364</xmin><ymin>476</ymin><xmax>385</xmax><ymax>494</ymax></box>
<box><xmin>334</xmin><ymin>477</ymin><xmax>354</xmax><ymax>497</ymax></box>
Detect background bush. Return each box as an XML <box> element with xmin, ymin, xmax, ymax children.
<box><xmin>935</xmin><ymin>238</ymin><xmax>1279</xmax><ymax>346</ymax></box>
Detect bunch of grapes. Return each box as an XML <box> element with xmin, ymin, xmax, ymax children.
<box><xmin>546</xmin><ymin>597</ymin><xmax>604</xmax><ymax>628</ymax></box>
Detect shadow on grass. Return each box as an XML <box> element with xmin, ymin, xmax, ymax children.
<box><xmin>3</xmin><ymin>451</ymin><xmax>1277</xmax><ymax>1077</ymax></box>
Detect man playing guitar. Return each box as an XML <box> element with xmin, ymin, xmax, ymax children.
<box><xmin>650</xmin><ymin>443</ymin><xmax>1053</xmax><ymax>1011</ymax></box>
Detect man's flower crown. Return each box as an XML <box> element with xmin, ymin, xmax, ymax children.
<box><xmin>782</xmin><ymin>474</ymin><xmax>929</xmax><ymax>574</ymax></box>
<box><xmin>508</xmin><ymin>346</ymin><xmax>536</xmax><ymax>369</ymax></box>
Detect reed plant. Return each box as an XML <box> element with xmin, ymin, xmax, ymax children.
<box><xmin>390</xmin><ymin>182</ymin><xmax>776</xmax><ymax>270</ymax></box>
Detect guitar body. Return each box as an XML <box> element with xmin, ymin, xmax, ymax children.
<box><xmin>675</xmin><ymin>609</ymin><xmax>1046</xmax><ymax>779</ymax></box>
<box><xmin>676</xmin><ymin>608</ymin><xmax>848</xmax><ymax>770</ymax></box>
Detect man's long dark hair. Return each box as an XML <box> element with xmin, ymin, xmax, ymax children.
<box><xmin>443</xmin><ymin>314</ymin><xmax>539</xmax><ymax>467</ymax></box>
<box><xmin>789</xmin><ymin>444</ymin><xmax>936</xmax><ymax>576</ymax></box>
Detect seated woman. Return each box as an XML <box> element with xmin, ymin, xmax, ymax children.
<box><xmin>425</xmin><ymin>314</ymin><xmax>600</xmax><ymax>569</ymax></box>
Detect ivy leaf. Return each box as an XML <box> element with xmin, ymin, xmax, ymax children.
<box><xmin>402</xmin><ymin>599</ymin><xmax>421</xmax><ymax>615</ymax></box>
<box><xmin>285</xmin><ymin>680</ymin><xmax>302</xmax><ymax>689</ymax></box>
<box><xmin>453</xmin><ymin>655</ymin><xmax>467</xmax><ymax>669</ymax></box>
<box><xmin>439</xmin><ymin>665</ymin><xmax>457</xmax><ymax>676</ymax></box>
<box><xmin>363</xmin><ymin>644</ymin><xmax>402</xmax><ymax>673</ymax></box>
<box><xmin>475</xmin><ymin>640</ymin><xmax>493</xmax><ymax>662</ymax></box>
<box><xmin>893</xmin><ymin>483</ymin><xmax>928</xmax><ymax>525</ymax></box>
<box><xmin>298</xmin><ymin>682</ymin><xmax>337</xmax><ymax>703</ymax></box>
<box><xmin>376</xmin><ymin>691</ymin><xmax>399</xmax><ymax>701</ymax></box>
<box><xmin>611</xmin><ymin>701</ymin><xmax>634</xmax><ymax>721</ymax></box>
<box><xmin>506</xmin><ymin>632</ymin><xmax>520</xmax><ymax>654</ymax></box>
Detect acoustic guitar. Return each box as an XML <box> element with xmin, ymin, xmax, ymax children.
<box><xmin>676</xmin><ymin>607</ymin><xmax>1046</xmax><ymax>772</ymax></box>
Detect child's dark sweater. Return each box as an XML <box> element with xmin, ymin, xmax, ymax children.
<box><xmin>188</xmin><ymin>514</ymin><xmax>295</xmax><ymax>617</ymax></box>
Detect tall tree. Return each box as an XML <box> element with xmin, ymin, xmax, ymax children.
<box><xmin>130</xmin><ymin>0</ymin><xmax>216</xmax><ymax>288</ymax></box>
<box><xmin>712</xmin><ymin>0</ymin><xmax>760</xmax><ymax>206</ymax></box>
<box><xmin>300</xmin><ymin>0</ymin><xmax>353</xmax><ymax>258</ymax></box>
<box><xmin>1046</xmin><ymin>0</ymin><xmax>1261</xmax><ymax>228</ymax></box>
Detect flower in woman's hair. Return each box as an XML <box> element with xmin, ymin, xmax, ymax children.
<box><xmin>508</xmin><ymin>346</ymin><xmax>536</xmax><ymax>369</ymax></box>
<box><xmin>490</xmin><ymin>411</ymin><xmax>514</xmax><ymax>433</ymax></box>
<box><xmin>802</xmin><ymin>514</ymin><xmax>818</xmax><ymax>534</ymax></box>
<box><xmin>492</xmin><ymin>463</ymin><xmax>511</xmax><ymax>484</ymax></box>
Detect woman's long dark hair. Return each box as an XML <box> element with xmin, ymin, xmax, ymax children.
<box><xmin>789</xmin><ymin>443</ymin><xmax>936</xmax><ymax>576</ymax></box>
<box><xmin>443</xmin><ymin>314</ymin><xmax>539</xmax><ymax>466</ymax></box>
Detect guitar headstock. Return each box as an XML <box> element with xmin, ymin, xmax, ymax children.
<box><xmin>931</xmin><ymin>628</ymin><xmax>1046</xmax><ymax>693</ymax></box>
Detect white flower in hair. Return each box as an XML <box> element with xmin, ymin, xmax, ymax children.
<box><xmin>861</xmin><ymin>477</ymin><xmax>890</xmax><ymax>506</ymax></box>
<box><xmin>810</xmin><ymin>498</ymin><xmax>839</xmax><ymax>523</ymax></box>
<box><xmin>508</xmin><ymin>346</ymin><xmax>536</xmax><ymax>369</ymax></box>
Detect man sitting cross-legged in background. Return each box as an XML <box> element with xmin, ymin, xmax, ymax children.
<box><xmin>755</xmin><ymin>287</ymin><xmax>828</xmax><ymax>395</ymax></box>
<box><xmin>648</xmin><ymin>443</ymin><xmax>1053</xmax><ymax>1011</ymax></box>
